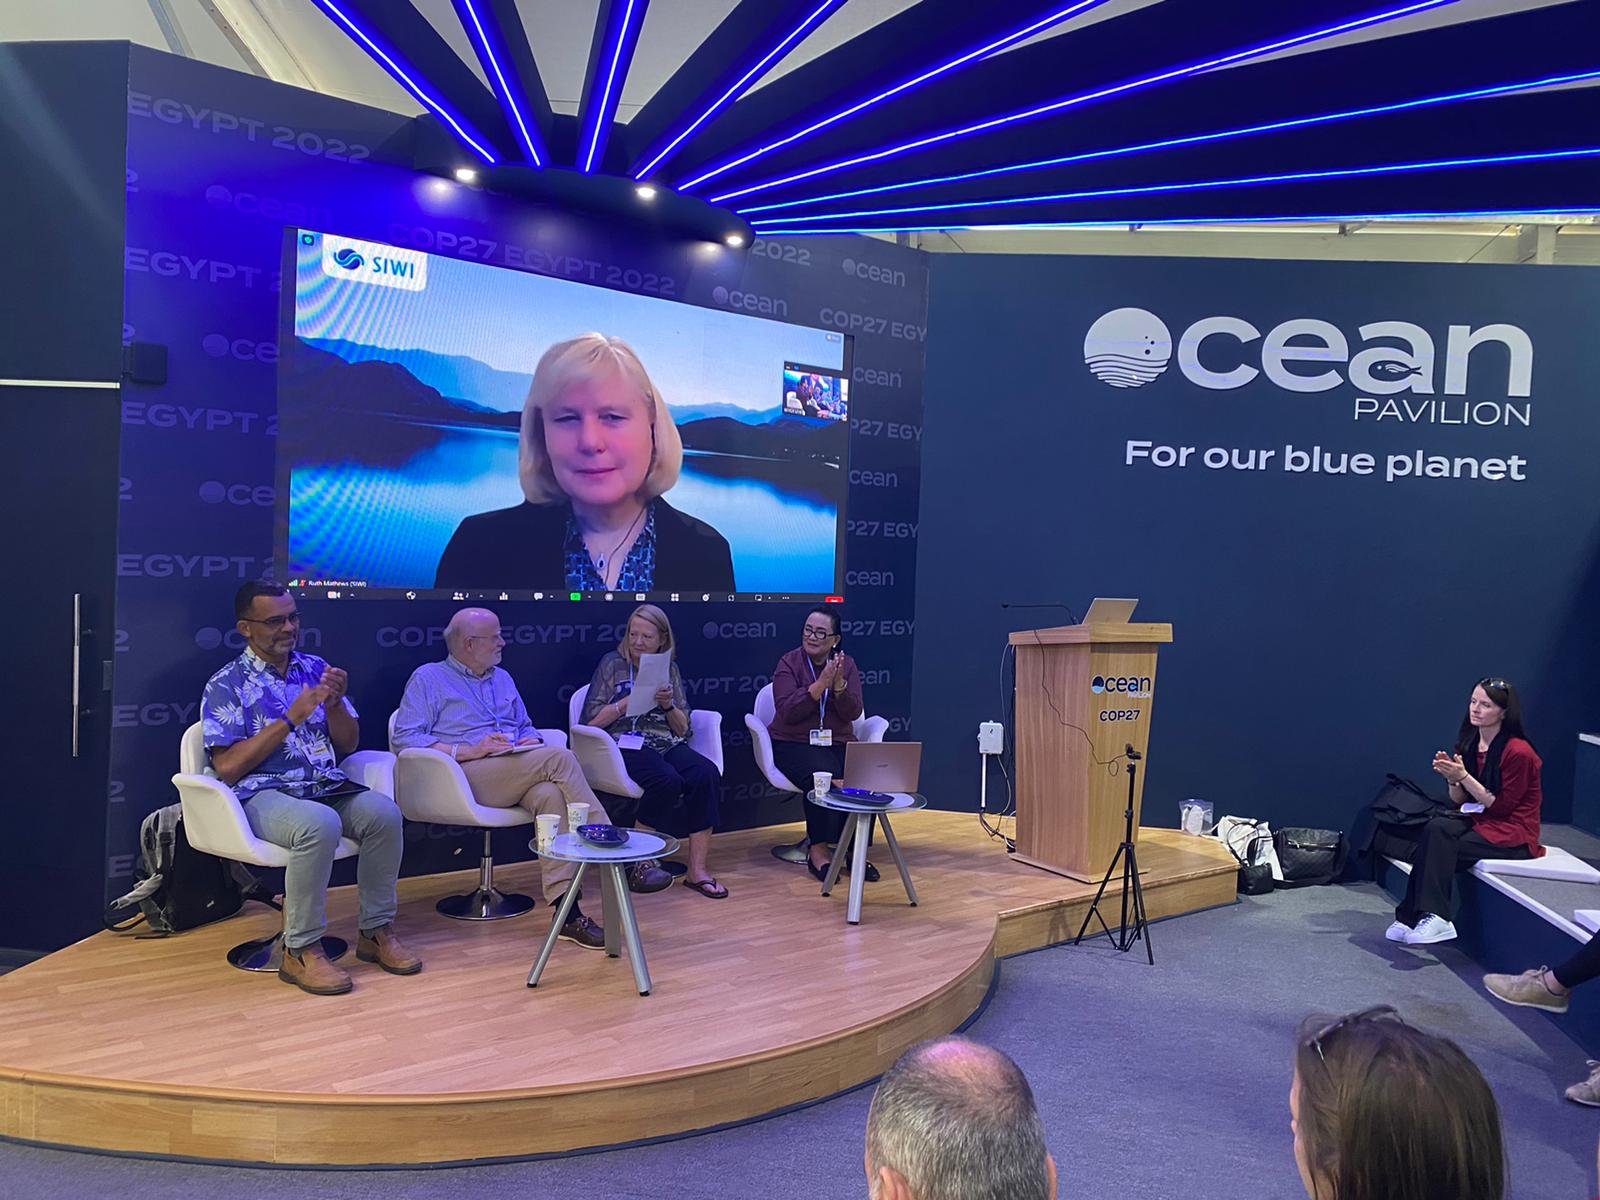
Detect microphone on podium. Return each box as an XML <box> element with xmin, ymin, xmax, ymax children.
<box><xmin>999</xmin><ymin>601</ymin><xmax>1082</xmax><ymax>625</ymax></box>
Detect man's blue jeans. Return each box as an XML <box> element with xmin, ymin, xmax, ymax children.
<box><xmin>243</xmin><ymin>788</ymin><xmax>404</xmax><ymax>950</ymax></box>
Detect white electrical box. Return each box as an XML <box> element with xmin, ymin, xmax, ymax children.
<box><xmin>977</xmin><ymin>721</ymin><xmax>1005</xmax><ymax>754</ymax></box>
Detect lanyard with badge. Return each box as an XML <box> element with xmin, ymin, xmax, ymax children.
<box><xmin>808</xmin><ymin>656</ymin><xmax>833</xmax><ymax>746</ymax></box>
<box><xmin>617</xmin><ymin>660</ymin><xmax>647</xmax><ymax>751</ymax></box>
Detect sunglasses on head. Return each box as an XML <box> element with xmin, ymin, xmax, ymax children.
<box><xmin>1305</xmin><ymin>1005</ymin><xmax>1404</xmax><ymax>1064</ymax></box>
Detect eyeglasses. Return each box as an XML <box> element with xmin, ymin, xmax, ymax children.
<box><xmin>240</xmin><ymin>613</ymin><xmax>301</xmax><ymax>630</ymax></box>
<box><xmin>466</xmin><ymin>634</ymin><xmax>505</xmax><ymax>644</ymax></box>
<box><xmin>801</xmin><ymin>626</ymin><xmax>837</xmax><ymax>640</ymax></box>
<box><xmin>1478</xmin><ymin>677</ymin><xmax>1509</xmax><ymax>692</ymax></box>
<box><xmin>1306</xmin><ymin>1005</ymin><xmax>1402</xmax><ymax>1063</ymax></box>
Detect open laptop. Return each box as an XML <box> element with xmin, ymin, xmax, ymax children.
<box><xmin>841</xmin><ymin>741</ymin><xmax>922</xmax><ymax>793</ymax></box>
<box><xmin>1083</xmin><ymin>596</ymin><xmax>1138</xmax><ymax>624</ymax></box>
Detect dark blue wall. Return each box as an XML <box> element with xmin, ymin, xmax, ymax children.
<box><xmin>108</xmin><ymin>44</ymin><xmax>927</xmax><ymax>900</ymax></box>
<box><xmin>914</xmin><ymin>252</ymin><xmax>1600</xmax><ymax>835</ymax></box>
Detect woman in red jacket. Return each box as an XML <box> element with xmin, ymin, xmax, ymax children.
<box><xmin>1386</xmin><ymin>677</ymin><xmax>1542</xmax><ymax>947</ymax></box>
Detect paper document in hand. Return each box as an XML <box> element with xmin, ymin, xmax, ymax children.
<box><xmin>627</xmin><ymin>652</ymin><xmax>673</xmax><ymax>717</ymax></box>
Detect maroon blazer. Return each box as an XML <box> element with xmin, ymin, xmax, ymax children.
<box><xmin>769</xmin><ymin>647</ymin><xmax>864</xmax><ymax>745</ymax></box>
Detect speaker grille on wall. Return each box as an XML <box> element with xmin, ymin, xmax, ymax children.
<box><xmin>122</xmin><ymin>341</ymin><xmax>167</xmax><ymax>386</ymax></box>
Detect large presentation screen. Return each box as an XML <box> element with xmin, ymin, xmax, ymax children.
<box><xmin>276</xmin><ymin>230</ymin><xmax>851</xmax><ymax>602</ymax></box>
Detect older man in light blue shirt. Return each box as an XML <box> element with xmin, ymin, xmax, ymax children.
<box><xmin>393</xmin><ymin>608</ymin><xmax>669</xmax><ymax>948</ymax></box>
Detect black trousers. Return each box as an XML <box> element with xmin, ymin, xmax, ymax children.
<box><xmin>1375</xmin><ymin>816</ymin><xmax>1530</xmax><ymax>924</ymax></box>
<box><xmin>618</xmin><ymin>743</ymin><xmax>720</xmax><ymax>838</ymax></box>
<box><xmin>1555</xmin><ymin>932</ymin><xmax>1600</xmax><ymax>990</ymax></box>
<box><xmin>770</xmin><ymin>739</ymin><xmax>867</xmax><ymax>848</ymax></box>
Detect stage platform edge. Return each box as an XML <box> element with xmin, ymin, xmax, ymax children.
<box><xmin>0</xmin><ymin>816</ymin><xmax>1236</xmax><ymax>1165</ymax></box>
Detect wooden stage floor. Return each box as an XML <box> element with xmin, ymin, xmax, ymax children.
<box><xmin>0</xmin><ymin>815</ymin><xmax>1236</xmax><ymax>1165</ymax></box>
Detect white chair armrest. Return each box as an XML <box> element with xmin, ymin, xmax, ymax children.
<box><xmin>744</xmin><ymin>713</ymin><xmax>799</xmax><ymax>793</ymax></box>
<box><xmin>340</xmin><ymin>749</ymin><xmax>396</xmax><ymax>796</ymax></box>
<box><xmin>171</xmin><ymin>772</ymin><xmax>286</xmax><ymax>866</ymax></box>
<box><xmin>569</xmin><ymin>723</ymin><xmax>644</xmax><ymax>798</ymax></box>
<box><xmin>394</xmin><ymin>748</ymin><xmax>479</xmax><ymax>824</ymax></box>
<box><xmin>690</xmin><ymin>710</ymin><xmax>724</xmax><ymax>775</ymax></box>
<box><xmin>537</xmin><ymin>728</ymin><xmax>568</xmax><ymax>750</ymax></box>
<box><xmin>857</xmin><ymin>715</ymin><xmax>890</xmax><ymax>743</ymax></box>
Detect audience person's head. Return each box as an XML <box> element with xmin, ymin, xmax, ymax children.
<box><xmin>865</xmin><ymin>1037</ymin><xmax>1056</xmax><ymax>1200</ymax></box>
<box><xmin>1291</xmin><ymin>1006</ymin><xmax>1505</xmax><ymax>1200</ymax></box>
<box><xmin>1455</xmin><ymin>676</ymin><xmax>1527</xmax><ymax>756</ymax></box>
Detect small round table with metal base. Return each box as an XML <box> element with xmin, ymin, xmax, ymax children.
<box><xmin>807</xmin><ymin>791</ymin><xmax>926</xmax><ymax>925</ymax></box>
<box><xmin>526</xmin><ymin>831</ymin><xmax>680</xmax><ymax>996</ymax></box>
<box><xmin>228</xmin><ymin>931</ymin><xmax>348</xmax><ymax>972</ymax></box>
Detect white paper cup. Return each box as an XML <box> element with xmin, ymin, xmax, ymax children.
<box><xmin>566</xmin><ymin>801</ymin><xmax>591</xmax><ymax>834</ymax></box>
<box><xmin>813</xmin><ymin>771</ymin><xmax>832</xmax><ymax>796</ymax></box>
<box><xmin>535</xmin><ymin>813</ymin><xmax>561</xmax><ymax>851</ymax></box>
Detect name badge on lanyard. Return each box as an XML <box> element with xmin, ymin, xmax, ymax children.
<box><xmin>809</xmin><ymin>657</ymin><xmax>832</xmax><ymax>746</ymax></box>
<box><xmin>619</xmin><ymin>660</ymin><xmax>647</xmax><ymax>751</ymax></box>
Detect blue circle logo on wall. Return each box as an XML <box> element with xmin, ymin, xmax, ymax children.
<box><xmin>1091</xmin><ymin>676</ymin><xmax>1106</xmax><ymax>693</ymax></box>
<box><xmin>1083</xmin><ymin>308</ymin><xmax>1172</xmax><ymax>388</ymax></box>
<box><xmin>333</xmin><ymin>247</ymin><xmax>365</xmax><ymax>271</ymax></box>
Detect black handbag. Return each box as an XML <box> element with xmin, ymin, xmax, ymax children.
<box><xmin>1273</xmin><ymin>827</ymin><xmax>1348</xmax><ymax>887</ymax></box>
<box><xmin>1225</xmin><ymin>828</ymin><xmax>1275</xmax><ymax>895</ymax></box>
<box><xmin>1237</xmin><ymin>834</ymin><xmax>1276</xmax><ymax>895</ymax></box>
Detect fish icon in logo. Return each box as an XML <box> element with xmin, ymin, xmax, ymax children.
<box><xmin>1083</xmin><ymin>307</ymin><xmax>1173</xmax><ymax>389</ymax></box>
<box><xmin>1367</xmin><ymin>360</ymin><xmax>1422</xmax><ymax>382</ymax></box>
<box><xmin>332</xmin><ymin>247</ymin><xmax>365</xmax><ymax>271</ymax></box>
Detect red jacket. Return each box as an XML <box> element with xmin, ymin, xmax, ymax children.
<box><xmin>1470</xmin><ymin>737</ymin><xmax>1544</xmax><ymax>856</ymax></box>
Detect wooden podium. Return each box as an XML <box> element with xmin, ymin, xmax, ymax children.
<box><xmin>1009</xmin><ymin>610</ymin><xmax>1173</xmax><ymax>882</ymax></box>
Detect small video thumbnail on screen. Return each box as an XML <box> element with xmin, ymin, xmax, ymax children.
<box><xmin>783</xmin><ymin>364</ymin><xmax>849</xmax><ymax>422</ymax></box>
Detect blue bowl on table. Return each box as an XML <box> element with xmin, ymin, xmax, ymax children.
<box><xmin>576</xmin><ymin>823</ymin><xmax>629</xmax><ymax>848</ymax></box>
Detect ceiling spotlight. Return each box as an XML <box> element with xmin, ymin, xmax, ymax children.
<box><xmin>635</xmin><ymin>184</ymin><xmax>658</xmax><ymax>201</ymax></box>
<box><xmin>454</xmin><ymin>167</ymin><xmax>479</xmax><ymax>183</ymax></box>
<box><xmin>724</xmin><ymin>233</ymin><xmax>746</xmax><ymax>247</ymax></box>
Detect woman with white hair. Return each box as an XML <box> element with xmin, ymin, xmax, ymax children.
<box><xmin>435</xmin><ymin>333</ymin><xmax>735</xmax><ymax>592</ymax></box>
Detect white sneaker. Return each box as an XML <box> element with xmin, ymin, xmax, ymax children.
<box><xmin>1385</xmin><ymin>920</ymin><xmax>1412</xmax><ymax>942</ymax></box>
<box><xmin>1405</xmin><ymin>914</ymin><xmax>1458</xmax><ymax>945</ymax></box>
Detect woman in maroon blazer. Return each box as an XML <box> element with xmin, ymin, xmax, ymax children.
<box><xmin>768</xmin><ymin>605</ymin><xmax>868</xmax><ymax>881</ymax></box>
<box><xmin>1383</xmin><ymin>677</ymin><xmax>1542</xmax><ymax>947</ymax></box>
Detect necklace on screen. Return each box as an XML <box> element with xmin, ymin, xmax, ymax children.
<box><xmin>592</xmin><ymin>506</ymin><xmax>646</xmax><ymax>586</ymax></box>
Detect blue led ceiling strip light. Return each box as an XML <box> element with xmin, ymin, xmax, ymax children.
<box><xmin>582</xmin><ymin>0</ymin><xmax>645</xmax><ymax>174</ymax></box>
<box><xmin>313</xmin><ymin>0</ymin><xmax>499</xmax><ymax>163</ymax></box>
<box><xmin>630</xmin><ymin>0</ymin><xmax>851</xmax><ymax>183</ymax></box>
<box><xmin>752</xmin><ymin>207</ymin><xmax>1600</xmax><ymax>236</ymax></box>
<box><xmin>458</xmin><ymin>0</ymin><xmax>546</xmax><ymax>167</ymax></box>
<box><xmin>747</xmin><ymin>146</ymin><xmax>1600</xmax><ymax>227</ymax></box>
<box><xmin>675</xmin><ymin>0</ymin><xmax>1116</xmax><ymax>192</ymax></box>
<box><xmin>706</xmin><ymin>0</ymin><xmax>1460</xmax><ymax>205</ymax></box>
<box><xmin>633</xmin><ymin>0</ymin><xmax>848</xmax><ymax>182</ymax></box>
<box><xmin>737</xmin><ymin>67</ymin><xmax>1600</xmax><ymax>216</ymax></box>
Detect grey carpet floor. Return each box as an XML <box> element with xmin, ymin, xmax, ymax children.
<box><xmin>2</xmin><ymin>880</ymin><xmax>1595</xmax><ymax>1198</ymax></box>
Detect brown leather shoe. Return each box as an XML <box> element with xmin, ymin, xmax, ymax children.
<box><xmin>356</xmin><ymin>924</ymin><xmax>423</xmax><ymax>975</ymax></box>
<box><xmin>627</xmin><ymin>859</ymin><xmax>673</xmax><ymax>893</ymax></box>
<box><xmin>279</xmin><ymin>942</ymin><xmax>353</xmax><ymax>995</ymax></box>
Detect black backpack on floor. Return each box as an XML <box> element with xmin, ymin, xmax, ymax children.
<box><xmin>105</xmin><ymin>804</ymin><xmax>257</xmax><ymax>935</ymax></box>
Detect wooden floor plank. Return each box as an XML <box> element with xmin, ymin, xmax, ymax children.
<box><xmin>0</xmin><ymin>815</ymin><xmax>1236</xmax><ymax>1163</ymax></box>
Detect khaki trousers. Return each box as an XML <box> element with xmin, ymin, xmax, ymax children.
<box><xmin>460</xmin><ymin>747</ymin><xmax>610</xmax><ymax>902</ymax></box>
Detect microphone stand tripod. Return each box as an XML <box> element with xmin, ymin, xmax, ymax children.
<box><xmin>1073</xmin><ymin>745</ymin><xmax>1153</xmax><ymax>964</ymax></box>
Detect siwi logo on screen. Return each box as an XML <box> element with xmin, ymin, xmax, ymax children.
<box><xmin>1082</xmin><ymin>306</ymin><xmax>1533</xmax><ymax>402</ymax></box>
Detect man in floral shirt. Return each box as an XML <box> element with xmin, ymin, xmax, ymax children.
<box><xmin>201</xmin><ymin>580</ymin><xmax>418</xmax><ymax>995</ymax></box>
